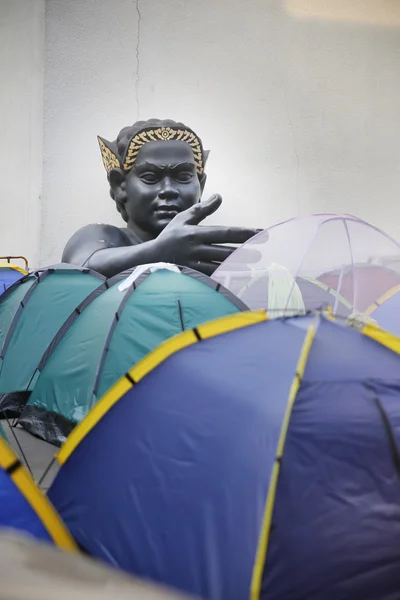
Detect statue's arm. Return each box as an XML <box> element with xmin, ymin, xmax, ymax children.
<box><xmin>83</xmin><ymin>244</ymin><xmax>160</xmax><ymax>278</ymax></box>
<box><xmin>62</xmin><ymin>224</ymin><xmax>158</xmax><ymax>278</ymax></box>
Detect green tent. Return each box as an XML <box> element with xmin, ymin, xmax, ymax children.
<box><xmin>19</xmin><ymin>267</ymin><xmax>247</xmax><ymax>446</ymax></box>
<box><xmin>0</xmin><ymin>265</ymin><xmax>105</xmax><ymax>416</ymax></box>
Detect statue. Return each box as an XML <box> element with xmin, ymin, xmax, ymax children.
<box><xmin>62</xmin><ymin>119</ymin><xmax>260</xmax><ymax>277</ymax></box>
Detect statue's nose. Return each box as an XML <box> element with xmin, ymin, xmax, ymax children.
<box><xmin>158</xmin><ymin>178</ymin><xmax>179</xmax><ymax>200</ymax></box>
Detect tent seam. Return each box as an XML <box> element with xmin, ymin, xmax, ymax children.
<box><xmin>249</xmin><ymin>319</ymin><xmax>317</xmax><ymax>600</ymax></box>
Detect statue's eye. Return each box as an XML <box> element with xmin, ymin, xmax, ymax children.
<box><xmin>140</xmin><ymin>172</ymin><xmax>159</xmax><ymax>184</ymax></box>
<box><xmin>176</xmin><ymin>172</ymin><xmax>193</xmax><ymax>183</ymax></box>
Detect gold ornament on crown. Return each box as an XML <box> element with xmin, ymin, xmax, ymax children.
<box><xmin>98</xmin><ymin>138</ymin><xmax>121</xmax><ymax>173</ymax></box>
<box><xmin>123</xmin><ymin>127</ymin><xmax>204</xmax><ymax>175</ymax></box>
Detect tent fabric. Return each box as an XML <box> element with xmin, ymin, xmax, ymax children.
<box><xmin>0</xmin><ymin>436</ymin><xmax>76</xmax><ymax>550</ymax></box>
<box><xmin>19</xmin><ymin>267</ymin><xmax>247</xmax><ymax>446</ymax></box>
<box><xmin>236</xmin><ymin>274</ymin><xmax>352</xmax><ymax>317</ymax></box>
<box><xmin>212</xmin><ymin>213</ymin><xmax>400</xmax><ymax>317</ymax></box>
<box><xmin>318</xmin><ymin>263</ymin><xmax>400</xmax><ymax>312</ymax></box>
<box><xmin>0</xmin><ymin>531</ymin><xmax>197</xmax><ymax>600</ymax></box>
<box><xmin>363</xmin><ymin>284</ymin><xmax>400</xmax><ymax>337</ymax></box>
<box><xmin>265</xmin><ymin>263</ymin><xmax>305</xmax><ymax>317</ymax></box>
<box><xmin>0</xmin><ymin>265</ymin><xmax>27</xmax><ymax>294</ymax></box>
<box><xmin>0</xmin><ymin>266</ymin><xmax>105</xmax><ymax>417</ymax></box>
<box><xmin>48</xmin><ymin>311</ymin><xmax>400</xmax><ymax>600</ymax></box>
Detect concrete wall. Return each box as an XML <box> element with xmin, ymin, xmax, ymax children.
<box><xmin>23</xmin><ymin>0</ymin><xmax>400</xmax><ymax>263</ymax></box>
<box><xmin>0</xmin><ymin>0</ymin><xmax>44</xmax><ymax>268</ymax></box>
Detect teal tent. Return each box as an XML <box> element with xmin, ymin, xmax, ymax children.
<box><xmin>0</xmin><ymin>265</ymin><xmax>105</xmax><ymax>417</ymax></box>
<box><xmin>48</xmin><ymin>312</ymin><xmax>400</xmax><ymax>600</ymax></box>
<box><xmin>19</xmin><ymin>267</ymin><xmax>247</xmax><ymax>445</ymax></box>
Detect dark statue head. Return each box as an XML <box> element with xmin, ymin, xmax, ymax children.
<box><xmin>98</xmin><ymin>119</ymin><xmax>209</xmax><ymax>241</ymax></box>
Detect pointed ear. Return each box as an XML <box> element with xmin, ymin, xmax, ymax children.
<box><xmin>97</xmin><ymin>136</ymin><xmax>121</xmax><ymax>174</ymax></box>
<box><xmin>199</xmin><ymin>172</ymin><xmax>207</xmax><ymax>194</ymax></box>
<box><xmin>198</xmin><ymin>150</ymin><xmax>209</xmax><ymax>193</ymax></box>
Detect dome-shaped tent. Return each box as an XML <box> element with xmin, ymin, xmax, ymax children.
<box><xmin>0</xmin><ymin>435</ymin><xmax>76</xmax><ymax>550</ymax></box>
<box><xmin>213</xmin><ymin>213</ymin><xmax>400</xmax><ymax>317</ymax></box>
<box><xmin>0</xmin><ymin>265</ymin><xmax>105</xmax><ymax>417</ymax></box>
<box><xmin>361</xmin><ymin>285</ymin><xmax>400</xmax><ymax>337</ymax></box>
<box><xmin>47</xmin><ymin>311</ymin><xmax>400</xmax><ymax>600</ymax></box>
<box><xmin>19</xmin><ymin>266</ymin><xmax>247</xmax><ymax>445</ymax></box>
<box><xmin>236</xmin><ymin>273</ymin><xmax>352</xmax><ymax>317</ymax></box>
<box><xmin>0</xmin><ymin>257</ymin><xmax>28</xmax><ymax>295</ymax></box>
<box><xmin>318</xmin><ymin>263</ymin><xmax>400</xmax><ymax>310</ymax></box>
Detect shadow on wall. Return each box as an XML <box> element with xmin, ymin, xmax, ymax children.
<box><xmin>285</xmin><ymin>0</ymin><xmax>400</xmax><ymax>28</ymax></box>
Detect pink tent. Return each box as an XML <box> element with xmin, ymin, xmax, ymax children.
<box><xmin>213</xmin><ymin>214</ymin><xmax>400</xmax><ymax>318</ymax></box>
<box><xmin>318</xmin><ymin>264</ymin><xmax>400</xmax><ymax>311</ymax></box>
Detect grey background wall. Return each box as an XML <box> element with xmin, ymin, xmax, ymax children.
<box><xmin>1</xmin><ymin>0</ymin><xmax>400</xmax><ymax>267</ymax></box>
<box><xmin>0</xmin><ymin>0</ymin><xmax>44</xmax><ymax>267</ymax></box>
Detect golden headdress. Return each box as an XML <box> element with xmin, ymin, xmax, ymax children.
<box><xmin>98</xmin><ymin>119</ymin><xmax>206</xmax><ymax>178</ymax></box>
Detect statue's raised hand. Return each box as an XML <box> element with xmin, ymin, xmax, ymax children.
<box><xmin>153</xmin><ymin>195</ymin><xmax>261</xmax><ymax>275</ymax></box>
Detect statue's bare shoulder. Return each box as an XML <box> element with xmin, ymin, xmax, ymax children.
<box><xmin>62</xmin><ymin>223</ymin><xmax>135</xmax><ymax>267</ymax></box>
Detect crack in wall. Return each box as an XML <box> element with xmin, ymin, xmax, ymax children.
<box><xmin>135</xmin><ymin>0</ymin><xmax>142</xmax><ymax>119</ymax></box>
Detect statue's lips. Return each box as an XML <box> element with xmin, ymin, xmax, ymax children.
<box><xmin>153</xmin><ymin>206</ymin><xmax>180</xmax><ymax>219</ymax></box>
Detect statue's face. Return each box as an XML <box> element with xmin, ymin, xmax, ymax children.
<box><xmin>121</xmin><ymin>140</ymin><xmax>204</xmax><ymax>238</ymax></box>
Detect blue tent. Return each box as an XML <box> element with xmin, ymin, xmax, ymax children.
<box><xmin>47</xmin><ymin>312</ymin><xmax>400</xmax><ymax>600</ymax></box>
<box><xmin>0</xmin><ymin>435</ymin><xmax>76</xmax><ymax>550</ymax></box>
<box><xmin>0</xmin><ymin>256</ymin><xmax>28</xmax><ymax>295</ymax></box>
<box><xmin>0</xmin><ymin>267</ymin><xmax>25</xmax><ymax>294</ymax></box>
<box><xmin>0</xmin><ymin>256</ymin><xmax>29</xmax><ymax>296</ymax></box>
<box><xmin>365</xmin><ymin>284</ymin><xmax>400</xmax><ymax>336</ymax></box>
